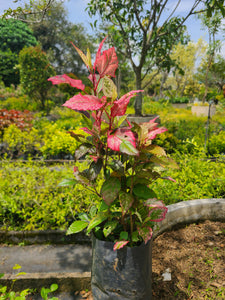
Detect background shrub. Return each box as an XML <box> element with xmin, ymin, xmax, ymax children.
<box><xmin>0</xmin><ymin>160</ymin><xmax>99</xmax><ymax>230</ymax></box>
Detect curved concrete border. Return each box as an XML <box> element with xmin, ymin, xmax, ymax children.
<box><xmin>154</xmin><ymin>198</ymin><xmax>225</xmax><ymax>238</ymax></box>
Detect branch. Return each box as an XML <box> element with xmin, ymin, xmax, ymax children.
<box><xmin>2</xmin><ymin>0</ymin><xmax>55</xmax><ymax>23</ymax></box>
<box><xmin>142</xmin><ymin>69</ymin><xmax>160</xmax><ymax>89</ymax></box>
<box><xmin>107</xmin><ymin>1</ymin><xmax>137</xmax><ymax>69</ymax></box>
<box><xmin>133</xmin><ymin>0</ymin><xmax>146</xmax><ymax>33</ymax></box>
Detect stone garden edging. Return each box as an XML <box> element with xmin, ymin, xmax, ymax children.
<box><xmin>154</xmin><ymin>198</ymin><xmax>225</xmax><ymax>237</ymax></box>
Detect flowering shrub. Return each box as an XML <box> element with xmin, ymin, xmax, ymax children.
<box><xmin>0</xmin><ymin>109</ymin><xmax>33</xmax><ymax>138</ymax></box>
<box><xmin>48</xmin><ymin>37</ymin><xmax>178</xmax><ymax>250</ymax></box>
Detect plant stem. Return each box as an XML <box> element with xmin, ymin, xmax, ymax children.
<box><xmin>130</xmin><ymin>211</ymin><xmax>133</xmax><ymax>239</ymax></box>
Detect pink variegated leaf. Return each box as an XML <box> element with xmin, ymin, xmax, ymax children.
<box><xmin>93</xmin><ymin>36</ymin><xmax>107</xmax><ymax>69</ymax></box>
<box><xmin>107</xmin><ymin>128</ymin><xmax>136</xmax><ymax>151</ymax></box>
<box><xmin>81</xmin><ymin>127</ymin><xmax>94</xmax><ymax>136</ymax></box>
<box><xmin>95</xmin><ymin>47</ymin><xmax>118</xmax><ymax>77</ymax></box>
<box><xmin>62</xmin><ymin>93</ymin><xmax>105</xmax><ymax>111</ymax></box>
<box><xmin>113</xmin><ymin>240</ymin><xmax>129</xmax><ymax>251</ymax></box>
<box><xmin>161</xmin><ymin>176</ymin><xmax>176</xmax><ymax>182</ymax></box>
<box><xmin>111</xmin><ymin>90</ymin><xmax>143</xmax><ymax>117</ymax></box>
<box><xmin>89</xmin><ymin>155</ymin><xmax>99</xmax><ymax>162</ymax></box>
<box><xmin>142</xmin><ymin>116</ymin><xmax>159</xmax><ymax>125</ymax></box>
<box><xmin>145</xmin><ymin>199</ymin><xmax>168</xmax><ymax>222</ymax></box>
<box><xmin>137</xmin><ymin>226</ymin><xmax>153</xmax><ymax>244</ymax></box>
<box><xmin>48</xmin><ymin>74</ymin><xmax>85</xmax><ymax>91</ymax></box>
<box><xmin>147</xmin><ymin>127</ymin><xmax>167</xmax><ymax>140</ymax></box>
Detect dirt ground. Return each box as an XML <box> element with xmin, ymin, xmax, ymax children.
<box><xmin>152</xmin><ymin>220</ymin><xmax>225</xmax><ymax>299</ymax></box>
<box><xmin>79</xmin><ymin>220</ymin><xmax>225</xmax><ymax>300</ymax></box>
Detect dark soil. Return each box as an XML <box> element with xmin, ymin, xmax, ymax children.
<box><xmin>79</xmin><ymin>220</ymin><xmax>225</xmax><ymax>300</ymax></box>
<box><xmin>152</xmin><ymin>220</ymin><xmax>225</xmax><ymax>299</ymax></box>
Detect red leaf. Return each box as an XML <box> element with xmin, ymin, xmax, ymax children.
<box><xmin>107</xmin><ymin>128</ymin><xmax>136</xmax><ymax>151</ymax></box>
<box><xmin>93</xmin><ymin>36</ymin><xmax>107</xmax><ymax>70</ymax></box>
<box><xmin>111</xmin><ymin>90</ymin><xmax>143</xmax><ymax>117</ymax></box>
<box><xmin>113</xmin><ymin>240</ymin><xmax>129</xmax><ymax>251</ymax></box>
<box><xmin>62</xmin><ymin>93</ymin><xmax>105</xmax><ymax>111</ymax></box>
<box><xmin>48</xmin><ymin>74</ymin><xmax>85</xmax><ymax>90</ymax></box>
<box><xmin>95</xmin><ymin>47</ymin><xmax>118</xmax><ymax>77</ymax></box>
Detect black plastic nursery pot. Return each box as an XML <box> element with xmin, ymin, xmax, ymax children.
<box><xmin>91</xmin><ymin>235</ymin><xmax>153</xmax><ymax>300</ymax></box>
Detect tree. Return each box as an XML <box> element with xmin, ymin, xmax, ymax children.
<box><xmin>1</xmin><ymin>0</ymin><xmax>54</xmax><ymax>23</ymax></box>
<box><xmin>18</xmin><ymin>45</ymin><xmax>55</xmax><ymax>110</ymax></box>
<box><xmin>26</xmin><ymin>1</ymin><xmax>95</xmax><ymax>76</ymax></box>
<box><xmin>87</xmin><ymin>0</ymin><xmax>225</xmax><ymax>115</ymax></box>
<box><xmin>165</xmin><ymin>39</ymin><xmax>207</xmax><ymax>98</ymax></box>
<box><xmin>0</xmin><ymin>19</ymin><xmax>37</xmax><ymax>86</ymax></box>
<box><xmin>197</xmin><ymin>54</ymin><xmax>225</xmax><ymax>95</ymax></box>
<box><xmin>0</xmin><ymin>49</ymin><xmax>20</xmax><ymax>87</ymax></box>
<box><xmin>198</xmin><ymin>10</ymin><xmax>224</xmax><ymax>102</ymax></box>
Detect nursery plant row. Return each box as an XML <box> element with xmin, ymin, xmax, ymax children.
<box><xmin>0</xmin><ymin>152</ymin><xmax>224</xmax><ymax>232</ymax></box>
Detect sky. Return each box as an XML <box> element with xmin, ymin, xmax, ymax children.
<box><xmin>0</xmin><ymin>0</ymin><xmax>224</xmax><ymax>50</ymax></box>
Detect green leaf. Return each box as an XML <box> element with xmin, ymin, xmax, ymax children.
<box><xmin>103</xmin><ymin>76</ymin><xmax>117</xmax><ymax>99</ymax></box>
<box><xmin>143</xmin><ymin>144</ymin><xmax>166</xmax><ymax>156</ymax></box>
<box><xmin>50</xmin><ymin>283</ymin><xmax>58</xmax><ymax>292</ymax></box>
<box><xmin>103</xmin><ymin>220</ymin><xmax>118</xmax><ymax>237</ymax></box>
<box><xmin>97</xmin><ymin>77</ymin><xmax>104</xmax><ymax>93</ymax></box>
<box><xmin>150</xmin><ymin>156</ymin><xmax>179</xmax><ymax>169</ymax></box>
<box><xmin>0</xmin><ymin>273</ymin><xmax>4</xmax><ymax>279</ymax></box>
<box><xmin>8</xmin><ymin>291</ymin><xmax>16</xmax><ymax>298</ymax></box>
<box><xmin>131</xmin><ymin>231</ymin><xmax>139</xmax><ymax>242</ymax></box>
<box><xmin>89</xmin><ymin>205</ymin><xmax>97</xmax><ymax>218</ymax></box>
<box><xmin>101</xmin><ymin>177</ymin><xmax>121</xmax><ymax>205</ymax></box>
<box><xmin>88</xmin><ymin>158</ymin><xmax>103</xmax><ymax>180</ymax></box>
<box><xmin>98</xmin><ymin>200</ymin><xmax>109</xmax><ymax>212</ymax></box>
<box><xmin>78</xmin><ymin>212</ymin><xmax>90</xmax><ymax>222</ymax></box>
<box><xmin>135</xmin><ymin>211</ymin><xmax>143</xmax><ymax>222</ymax></box>
<box><xmin>116</xmin><ymin>115</ymin><xmax>127</xmax><ymax>127</ymax></box>
<box><xmin>67</xmin><ymin>131</ymin><xmax>86</xmax><ymax>143</ymax></box>
<box><xmin>67</xmin><ymin>221</ymin><xmax>88</xmax><ymax>235</ymax></box>
<box><xmin>75</xmin><ymin>143</ymin><xmax>95</xmax><ymax>160</ymax></box>
<box><xmin>41</xmin><ymin>287</ymin><xmax>48</xmax><ymax>300</ymax></box>
<box><xmin>133</xmin><ymin>184</ymin><xmax>157</xmax><ymax>200</ymax></box>
<box><xmin>87</xmin><ymin>212</ymin><xmax>108</xmax><ymax>233</ymax></box>
<box><xmin>120</xmin><ymin>140</ymin><xmax>139</xmax><ymax>156</ymax></box>
<box><xmin>74</xmin><ymin>169</ymin><xmax>91</xmax><ymax>186</ymax></box>
<box><xmin>58</xmin><ymin>178</ymin><xmax>76</xmax><ymax>187</ymax></box>
<box><xmin>81</xmin><ymin>113</ymin><xmax>92</xmax><ymax>129</ymax></box>
<box><xmin>109</xmin><ymin>160</ymin><xmax>124</xmax><ymax>175</ymax></box>
<box><xmin>119</xmin><ymin>191</ymin><xmax>134</xmax><ymax>215</ymax></box>
<box><xmin>119</xmin><ymin>231</ymin><xmax>128</xmax><ymax>240</ymax></box>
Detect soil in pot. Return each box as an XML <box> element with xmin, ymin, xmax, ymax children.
<box><xmin>76</xmin><ymin>220</ymin><xmax>225</xmax><ymax>300</ymax></box>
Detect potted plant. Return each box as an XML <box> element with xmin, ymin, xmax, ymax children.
<box><xmin>48</xmin><ymin>37</ymin><xmax>178</xmax><ymax>300</ymax></box>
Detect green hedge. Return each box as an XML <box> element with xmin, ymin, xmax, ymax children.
<box><xmin>0</xmin><ymin>154</ymin><xmax>224</xmax><ymax>231</ymax></box>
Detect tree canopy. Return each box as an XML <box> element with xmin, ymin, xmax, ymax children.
<box><xmin>87</xmin><ymin>0</ymin><xmax>225</xmax><ymax>115</ymax></box>
<box><xmin>19</xmin><ymin>45</ymin><xmax>55</xmax><ymax>110</ymax></box>
<box><xmin>25</xmin><ymin>1</ymin><xmax>95</xmax><ymax>76</ymax></box>
<box><xmin>0</xmin><ymin>19</ymin><xmax>37</xmax><ymax>86</ymax></box>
